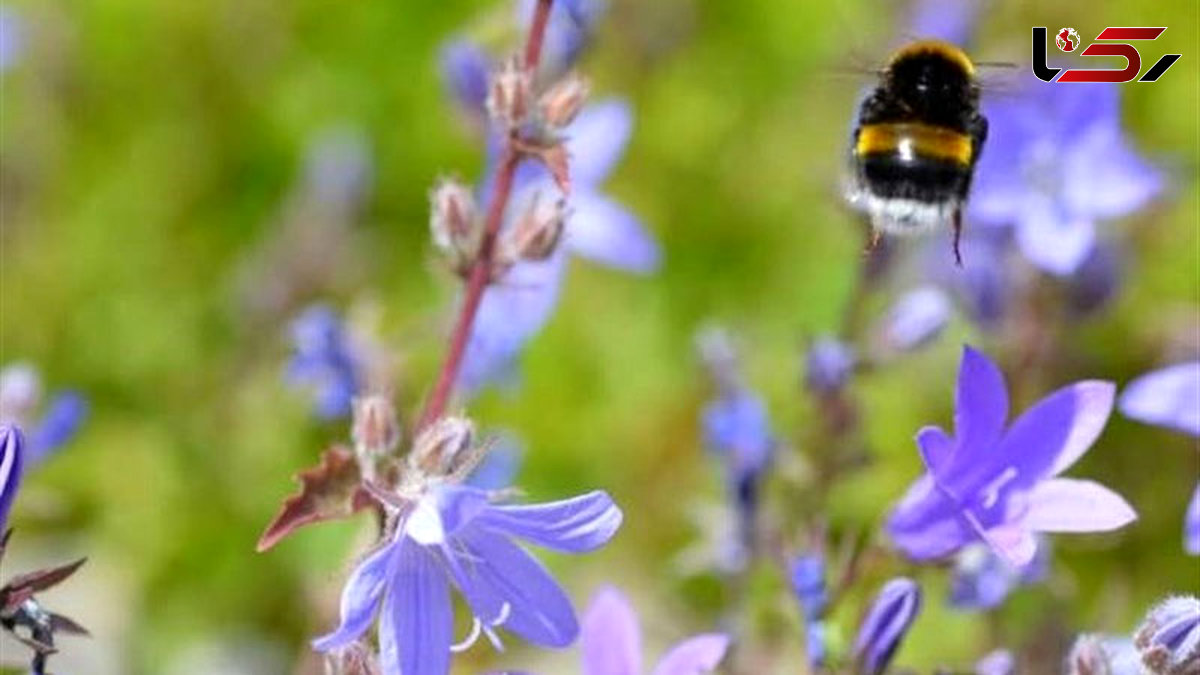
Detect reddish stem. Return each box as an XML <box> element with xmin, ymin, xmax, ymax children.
<box><xmin>417</xmin><ymin>0</ymin><xmax>555</xmax><ymax>431</ymax></box>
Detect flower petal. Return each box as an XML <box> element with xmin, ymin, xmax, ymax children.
<box><xmin>565</xmin><ymin>192</ymin><xmax>660</xmax><ymax>273</ymax></box>
<box><xmin>1023</xmin><ymin>478</ymin><xmax>1137</xmax><ymax>533</ymax></box>
<box><xmin>452</xmin><ymin>529</ymin><xmax>580</xmax><ymax>647</ymax></box>
<box><xmin>1014</xmin><ymin>196</ymin><xmax>1095</xmax><ymax>276</ymax></box>
<box><xmin>581</xmin><ymin>586</ymin><xmax>642</xmax><ymax>675</ymax></box>
<box><xmin>1119</xmin><ymin>362</ymin><xmax>1200</xmax><ymax>437</ymax></box>
<box><xmin>916</xmin><ymin>426</ymin><xmax>955</xmax><ymax>475</ymax></box>
<box><xmin>979</xmin><ymin>522</ymin><xmax>1038</xmax><ymax>568</ymax></box>
<box><xmin>566</xmin><ymin>100</ymin><xmax>633</xmax><ymax>187</ymax></box>
<box><xmin>650</xmin><ymin>634</ymin><xmax>730</xmax><ymax>675</ymax></box>
<box><xmin>378</xmin><ymin>541</ymin><xmax>453</xmax><ymax>675</ymax></box>
<box><xmin>479</xmin><ymin>490</ymin><xmax>622</xmax><ymax>553</ymax></box>
<box><xmin>458</xmin><ymin>253</ymin><xmax>568</xmax><ymax>392</ymax></box>
<box><xmin>996</xmin><ymin>381</ymin><xmax>1115</xmax><ymax>485</ymax></box>
<box><xmin>954</xmin><ymin>346</ymin><xmax>1009</xmax><ymax>457</ymax></box>
<box><xmin>1062</xmin><ymin>120</ymin><xmax>1162</xmax><ymax>220</ymax></box>
<box><xmin>0</xmin><ymin>426</ymin><xmax>25</xmax><ymax>541</ymax></box>
<box><xmin>312</xmin><ymin>542</ymin><xmax>397</xmax><ymax>652</ymax></box>
<box><xmin>887</xmin><ymin>475</ymin><xmax>975</xmax><ymax>561</ymax></box>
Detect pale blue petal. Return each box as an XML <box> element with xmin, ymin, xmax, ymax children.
<box><xmin>566</xmin><ymin>192</ymin><xmax>660</xmax><ymax>273</ymax></box>
<box><xmin>566</xmin><ymin>100</ymin><xmax>632</xmax><ymax>187</ymax></box>
<box><xmin>887</xmin><ymin>475</ymin><xmax>974</xmax><ymax>561</ymax></box>
<box><xmin>1119</xmin><ymin>362</ymin><xmax>1200</xmax><ymax>437</ymax></box>
<box><xmin>479</xmin><ymin>490</ymin><xmax>622</xmax><ymax>553</ymax></box>
<box><xmin>312</xmin><ymin>542</ymin><xmax>397</xmax><ymax>652</ymax></box>
<box><xmin>378</xmin><ymin>541</ymin><xmax>453</xmax><ymax>675</ymax></box>
<box><xmin>452</xmin><ymin>529</ymin><xmax>580</xmax><ymax>647</ymax></box>
<box><xmin>916</xmin><ymin>426</ymin><xmax>954</xmax><ymax>475</ymax></box>
<box><xmin>1014</xmin><ymin>195</ymin><xmax>1095</xmax><ymax>276</ymax></box>
<box><xmin>1063</xmin><ymin>122</ymin><xmax>1162</xmax><ymax>220</ymax></box>
<box><xmin>994</xmin><ymin>381</ymin><xmax>1114</xmax><ymax>487</ymax></box>
<box><xmin>1022</xmin><ymin>478</ymin><xmax>1137</xmax><ymax>533</ymax></box>
<box><xmin>581</xmin><ymin>586</ymin><xmax>642</xmax><ymax>675</ymax></box>
<box><xmin>650</xmin><ymin>634</ymin><xmax>730</xmax><ymax>675</ymax></box>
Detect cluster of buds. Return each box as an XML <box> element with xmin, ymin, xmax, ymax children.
<box><xmin>486</xmin><ymin>55</ymin><xmax>589</xmax><ymax>136</ymax></box>
<box><xmin>429</xmin><ymin>178</ymin><xmax>480</xmax><ymax>276</ymax></box>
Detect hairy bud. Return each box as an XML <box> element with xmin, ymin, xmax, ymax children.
<box><xmin>410</xmin><ymin>417</ymin><xmax>475</xmax><ymax>477</ymax></box>
<box><xmin>430</xmin><ymin>178</ymin><xmax>479</xmax><ymax>271</ymax></box>
<box><xmin>1066</xmin><ymin>635</ymin><xmax>1113</xmax><ymax>675</ymax></box>
<box><xmin>538</xmin><ymin>72</ymin><xmax>590</xmax><ymax>128</ymax></box>
<box><xmin>1135</xmin><ymin>596</ymin><xmax>1200</xmax><ymax>675</ymax></box>
<box><xmin>502</xmin><ymin>193</ymin><xmax>567</xmax><ymax>264</ymax></box>
<box><xmin>352</xmin><ymin>395</ymin><xmax>401</xmax><ymax>460</ymax></box>
<box><xmin>486</xmin><ymin>55</ymin><xmax>532</xmax><ymax>130</ymax></box>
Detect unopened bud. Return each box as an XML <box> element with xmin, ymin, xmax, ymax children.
<box><xmin>503</xmin><ymin>193</ymin><xmax>567</xmax><ymax>263</ymax></box>
<box><xmin>430</xmin><ymin>178</ymin><xmax>479</xmax><ymax>270</ymax></box>
<box><xmin>410</xmin><ymin>416</ymin><xmax>475</xmax><ymax>477</ymax></box>
<box><xmin>486</xmin><ymin>55</ymin><xmax>532</xmax><ymax>129</ymax></box>
<box><xmin>1135</xmin><ymin>596</ymin><xmax>1200</xmax><ymax>675</ymax></box>
<box><xmin>352</xmin><ymin>395</ymin><xmax>401</xmax><ymax>459</ymax></box>
<box><xmin>538</xmin><ymin>73</ymin><xmax>590</xmax><ymax>128</ymax></box>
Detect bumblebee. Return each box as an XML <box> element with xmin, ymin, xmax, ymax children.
<box><xmin>845</xmin><ymin>40</ymin><xmax>988</xmax><ymax>264</ymax></box>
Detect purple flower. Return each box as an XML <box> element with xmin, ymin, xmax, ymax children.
<box><xmin>969</xmin><ymin>80</ymin><xmax>1162</xmax><ymax>276</ymax></box>
<box><xmin>701</xmin><ymin>387</ymin><xmax>774</xmax><ymax>521</ymax></box>
<box><xmin>1135</xmin><ymin>596</ymin><xmax>1200</xmax><ymax>675</ymax></box>
<box><xmin>804</xmin><ymin>337</ymin><xmax>856</xmax><ymax>395</ymax></box>
<box><xmin>580</xmin><ymin>585</ymin><xmax>729</xmax><ymax>675</ymax></box>
<box><xmin>887</xmin><ymin>346</ymin><xmax>1136</xmax><ymax>566</ymax></box>
<box><xmin>0</xmin><ymin>364</ymin><xmax>87</xmax><ymax>464</ymax></box>
<box><xmin>975</xmin><ymin>649</ymin><xmax>1016</xmax><ymax>675</ymax></box>
<box><xmin>1119</xmin><ymin>362</ymin><xmax>1200</xmax><ymax>437</ymax></box>
<box><xmin>461</xmin><ymin>101</ymin><xmax>659</xmax><ymax>392</ymax></box>
<box><xmin>948</xmin><ymin>541</ymin><xmax>1047</xmax><ymax>611</ymax></box>
<box><xmin>286</xmin><ymin>305</ymin><xmax>363</xmax><ymax>419</ymax></box>
<box><xmin>314</xmin><ymin>485</ymin><xmax>621</xmax><ymax>674</ymax></box>
<box><xmin>853</xmin><ymin>577</ymin><xmax>921</xmax><ymax>675</ymax></box>
<box><xmin>789</xmin><ymin>553</ymin><xmax>828</xmax><ymax>667</ymax></box>
<box><xmin>0</xmin><ymin>425</ymin><xmax>24</xmax><ymax>534</ymax></box>
<box><xmin>877</xmin><ymin>285</ymin><xmax>952</xmax><ymax>352</ymax></box>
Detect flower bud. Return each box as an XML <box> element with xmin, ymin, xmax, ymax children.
<box><xmin>486</xmin><ymin>55</ymin><xmax>532</xmax><ymax>129</ymax></box>
<box><xmin>853</xmin><ymin>577</ymin><xmax>921</xmax><ymax>675</ymax></box>
<box><xmin>352</xmin><ymin>395</ymin><xmax>401</xmax><ymax>460</ymax></box>
<box><xmin>975</xmin><ymin>649</ymin><xmax>1015</xmax><ymax>675</ymax></box>
<box><xmin>1135</xmin><ymin>596</ymin><xmax>1200</xmax><ymax>675</ymax></box>
<box><xmin>410</xmin><ymin>417</ymin><xmax>475</xmax><ymax>477</ymax></box>
<box><xmin>0</xmin><ymin>425</ymin><xmax>26</xmax><ymax>534</ymax></box>
<box><xmin>538</xmin><ymin>72</ymin><xmax>590</xmax><ymax>128</ymax></box>
<box><xmin>503</xmin><ymin>193</ymin><xmax>567</xmax><ymax>263</ymax></box>
<box><xmin>877</xmin><ymin>285</ymin><xmax>951</xmax><ymax>353</ymax></box>
<box><xmin>804</xmin><ymin>336</ymin><xmax>856</xmax><ymax>395</ymax></box>
<box><xmin>429</xmin><ymin>178</ymin><xmax>479</xmax><ymax>270</ymax></box>
<box><xmin>0</xmin><ymin>363</ymin><xmax>41</xmax><ymax>424</ymax></box>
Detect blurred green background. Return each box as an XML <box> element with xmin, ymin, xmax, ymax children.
<box><xmin>1</xmin><ymin>0</ymin><xmax>1196</xmax><ymax>672</ymax></box>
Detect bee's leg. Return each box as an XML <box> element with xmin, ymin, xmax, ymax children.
<box><xmin>951</xmin><ymin>207</ymin><xmax>964</xmax><ymax>267</ymax></box>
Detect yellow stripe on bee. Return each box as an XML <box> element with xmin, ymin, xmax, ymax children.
<box><xmin>890</xmin><ymin>39</ymin><xmax>975</xmax><ymax>77</ymax></box>
<box><xmin>855</xmin><ymin>123</ymin><xmax>973</xmax><ymax>166</ymax></box>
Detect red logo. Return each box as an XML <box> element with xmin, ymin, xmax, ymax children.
<box><xmin>1056</xmin><ymin>27</ymin><xmax>1080</xmax><ymax>52</ymax></box>
<box><xmin>1032</xmin><ymin>27</ymin><xmax>1181</xmax><ymax>83</ymax></box>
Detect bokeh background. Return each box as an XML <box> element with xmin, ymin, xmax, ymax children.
<box><xmin>1</xmin><ymin>0</ymin><xmax>1196</xmax><ymax>673</ymax></box>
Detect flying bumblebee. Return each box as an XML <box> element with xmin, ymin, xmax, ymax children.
<box><xmin>845</xmin><ymin>40</ymin><xmax>988</xmax><ymax>264</ymax></box>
